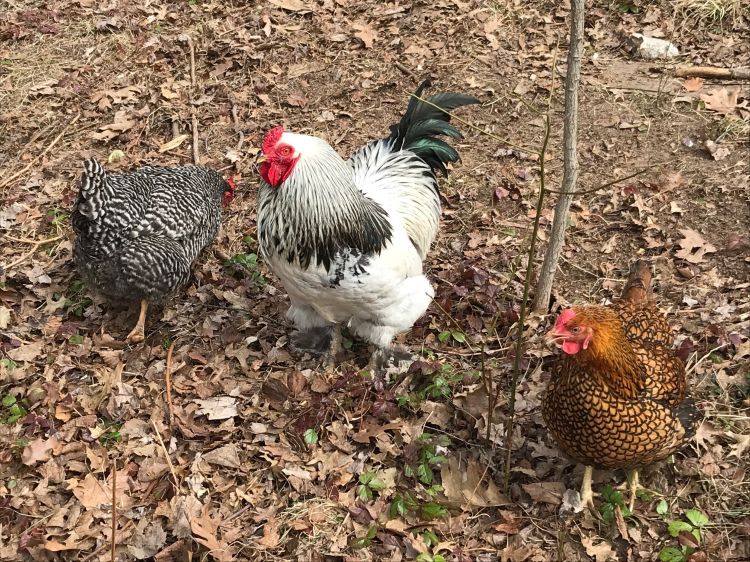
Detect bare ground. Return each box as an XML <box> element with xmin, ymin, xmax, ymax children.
<box><xmin>0</xmin><ymin>1</ymin><xmax>748</xmax><ymax>561</ymax></box>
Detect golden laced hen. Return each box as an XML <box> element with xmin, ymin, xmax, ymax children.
<box><xmin>542</xmin><ymin>260</ymin><xmax>699</xmax><ymax>510</ymax></box>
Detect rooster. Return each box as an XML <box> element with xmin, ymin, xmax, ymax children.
<box><xmin>542</xmin><ymin>260</ymin><xmax>700</xmax><ymax>511</ymax></box>
<box><xmin>256</xmin><ymin>81</ymin><xmax>478</xmax><ymax>368</ymax></box>
<box><xmin>71</xmin><ymin>159</ymin><xmax>235</xmax><ymax>342</ymax></box>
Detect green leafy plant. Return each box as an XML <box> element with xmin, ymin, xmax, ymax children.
<box><xmin>357</xmin><ymin>471</ymin><xmax>386</xmax><ymax>501</ymax></box>
<box><xmin>437</xmin><ymin>329</ymin><xmax>465</xmax><ymax>345</ymax></box>
<box><xmin>1</xmin><ymin>358</ymin><xmax>17</xmax><ymax>370</ymax></box>
<box><xmin>97</xmin><ymin>421</ymin><xmax>123</xmax><ymax>447</ymax></box>
<box><xmin>397</xmin><ymin>363</ymin><xmax>474</xmax><ymax>407</ymax></box>
<box><xmin>598</xmin><ymin>484</ymin><xmax>633</xmax><ymax>523</ymax></box>
<box><xmin>303</xmin><ymin>428</ymin><xmax>318</xmax><ymax>445</ymax></box>
<box><xmin>63</xmin><ymin>279</ymin><xmax>93</xmax><ymax>318</ymax></box>
<box><xmin>2</xmin><ymin>394</ymin><xmax>28</xmax><ymax>425</ymax></box>
<box><xmin>659</xmin><ymin>509</ymin><xmax>709</xmax><ymax>562</ymax></box>
<box><xmin>389</xmin><ymin>491</ymin><xmax>448</xmax><ymax>521</ymax></box>
<box><xmin>226</xmin><ymin>236</ymin><xmax>266</xmax><ymax>285</ymax></box>
<box><xmin>416</xmin><ymin>553</ymin><xmax>446</xmax><ymax>562</ymax></box>
<box><xmin>404</xmin><ymin>433</ymin><xmax>449</xmax><ymax>485</ymax></box>
<box><xmin>350</xmin><ymin>524</ymin><xmax>380</xmax><ymax>549</ymax></box>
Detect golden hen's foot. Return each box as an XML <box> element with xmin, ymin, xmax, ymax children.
<box><xmin>126</xmin><ymin>300</ymin><xmax>148</xmax><ymax>343</ymax></box>
<box><xmin>580</xmin><ymin>465</ymin><xmax>597</xmax><ymax>510</ymax></box>
<box><xmin>627</xmin><ymin>469</ymin><xmax>639</xmax><ymax>512</ymax></box>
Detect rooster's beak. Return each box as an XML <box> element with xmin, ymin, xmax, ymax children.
<box><xmin>255</xmin><ymin>151</ymin><xmax>267</xmax><ymax>165</ymax></box>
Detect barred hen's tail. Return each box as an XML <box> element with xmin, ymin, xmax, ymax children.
<box><xmin>387</xmin><ymin>80</ymin><xmax>479</xmax><ymax>180</ymax></box>
<box><xmin>621</xmin><ymin>259</ymin><xmax>653</xmax><ymax>304</ymax></box>
<box><xmin>75</xmin><ymin>159</ymin><xmax>112</xmax><ymax>221</ymax></box>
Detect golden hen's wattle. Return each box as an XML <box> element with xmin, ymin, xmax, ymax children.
<box><xmin>541</xmin><ymin>260</ymin><xmax>699</xmax><ymax>510</ymax></box>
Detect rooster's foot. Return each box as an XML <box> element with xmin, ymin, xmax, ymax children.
<box><xmin>369</xmin><ymin>346</ymin><xmax>413</xmax><ymax>377</ymax></box>
<box><xmin>290</xmin><ymin>326</ymin><xmax>334</xmax><ymax>356</ymax></box>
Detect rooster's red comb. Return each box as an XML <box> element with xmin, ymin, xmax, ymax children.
<box><xmin>262</xmin><ymin>125</ymin><xmax>284</xmax><ymax>154</ymax></box>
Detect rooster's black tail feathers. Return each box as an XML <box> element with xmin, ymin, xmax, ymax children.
<box><xmin>387</xmin><ymin>80</ymin><xmax>479</xmax><ymax>177</ymax></box>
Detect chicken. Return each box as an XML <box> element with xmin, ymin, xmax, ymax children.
<box><xmin>541</xmin><ymin>260</ymin><xmax>699</xmax><ymax>511</ymax></box>
<box><xmin>71</xmin><ymin>158</ymin><xmax>235</xmax><ymax>342</ymax></box>
<box><xmin>256</xmin><ymin>81</ymin><xmax>477</xmax><ymax>368</ymax></box>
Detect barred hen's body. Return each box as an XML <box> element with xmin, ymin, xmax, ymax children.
<box><xmin>542</xmin><ymin>261</ymin><xmax>698</xmax><ymax>470</ymax></box>
<box><xmin>256</xmin><ymin>81</ymin><xmax>477</xmax><ymax>353</ymax></box>
<box><xmin>71</xmin><ymin>159</ymin><xmax>229</xmax><ymax>304</ymax></box>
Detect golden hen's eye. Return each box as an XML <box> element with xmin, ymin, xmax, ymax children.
<box><xmin>570</xmin><ymin>326</ymin><xmax>580</xmax><ymax>334</ymax></box>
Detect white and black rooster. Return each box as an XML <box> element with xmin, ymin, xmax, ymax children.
<box><xmin>256</xmin><ymin>81</ymin><xmax>477</xmax><ymax>369</ymax></box>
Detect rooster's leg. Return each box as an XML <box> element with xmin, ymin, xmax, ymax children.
<box><xmin>580</xmin><ymin>465</ymin><xmax>596</xmax><ymax>509</ymax></box>
<box><xmin>126</xmin><ymin>300</ymin><xmax>148</xmax><ymax>343</ymax></box>
<box><xmin>627</xmin><ymin>469</ymin><xmax>639</xmax><ymax>512</ymax></box>
<box><xmin>327</xmin><ymin>324</ymin><xmax>343</xmax><ymax>367</ymax></box>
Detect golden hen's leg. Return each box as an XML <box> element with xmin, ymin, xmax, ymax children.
<box><xmin>580</xmin><ymin>465</ymin><xmax>596</xmax><ymax>509</ymax></box>
<box><xmin>627</xmin><ymin>469</ymin><xmax>639</xmax><ymax>512</ymax></box>
<box><xmin>126</xmin><ymin>300</ymin><xmax>148</xmax><ymax>343</ymax></box>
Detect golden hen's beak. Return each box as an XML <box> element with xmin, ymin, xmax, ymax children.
<box><xmin>544</xmin><ymin>330</ymin><xmax>566</xmax><ymax>348</ymax></box>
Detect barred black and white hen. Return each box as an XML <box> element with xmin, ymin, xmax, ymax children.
<box><xmin>256</xmin><ymin>80</ymin><xmax>477</xmax><ymax>369</ymax></box>
<box><xmin>71</xmin><ymin>159</ymin><xmax>235</xmax><ymax>342</ymax></box>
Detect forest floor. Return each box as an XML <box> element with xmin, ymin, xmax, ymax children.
<box><xmin>0</xmin><ymin>1</ymin><xmax>748</xmax><ymax>561</ymax></box>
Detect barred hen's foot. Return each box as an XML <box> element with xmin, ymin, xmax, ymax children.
<box><xmin>126</xmin><ymin>299</ymin><xmax>148</xmax><ymax>344</ymax></box>
<box><xmin>369</xmin><ymin>346</ymin><xmax>414</xmax><ymax>377</ymax></box>
<box><xmin>290</xmin><ymin>326</ymin><xmax>334</xmax><ymax>356</ymax></box>
<box><xmin>126</xmin><ymin>325</ymin><xmax>145</xmax><ymax>343</ymax></box>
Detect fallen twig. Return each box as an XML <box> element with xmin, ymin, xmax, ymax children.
<box><xmin>230</xmin><ymin>98</ymin><xmax>245</xmax><ymax>153</ymax></box>
<box><xmin>111</xmin><ymin>458</ymin><xmax>117</xmax><ymax>562</ymax></box>
<box><xmin>3</xmin><ymin>235</ymin><xmax>63</xmax><ymax>270</ymax></box>
<box><xmin>152</xmin><ymin>419</ymin><xmax>180</xmax><ymax>490</ymax></box>
<box><xmin>185</xmin><ymin>35</ymin><xmax>201</xmax><ymax>165</ymax></box>
<box><xmin>676</xmin><ymin>66</ymin><xmax>750</xmax><ymax>80</ymax></box>
<box><xmin>0</xmin><ymin>113</ymin><xmax>81</xmax><ymax>191</ymax></box>
<box><xmin>394</xmin><ymin>61</ymin><xmax>417</xmax><ymax>79</ymax></box>
<box><xmin>165</xmin><ymin>340</ymin><xmax>176</xmax><ymax>426</ymax></box>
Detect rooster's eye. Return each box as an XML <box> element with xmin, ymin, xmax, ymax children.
<box><xmin>278</xmin><ymin>146</ymin><xmax>292</xmax><ymax>157</ymax></box>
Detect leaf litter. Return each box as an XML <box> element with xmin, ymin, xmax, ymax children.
<box><xmin>0</xmin><ymin>1</ymin><xmax>748</xmax><ymax>561</ymax></box>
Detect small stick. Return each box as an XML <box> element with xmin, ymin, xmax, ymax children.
<box><xmin>4</xmin><ymin>235</ymin><xmax>63</xmax><ymax>270</ymax></box>
<box><xmin>394</xmin><ymin>61</ymin><xmax>417</xmax><ymax>79</ymax></box>
<box><xmin>187</xmin><ymin>36</ymin><xmax>197</xmax><ymax>87</ymax></box>
<box><xmin>191</xmin><ymin>111</ymin><xmax>200</xmax><ymax>165</ymax></box>
<box><xmin>675</xmin><ymin>66</ymin><xmax>750</xmax><ymax>80</ymax></box>
<box><xmin>165</xmin><ymin>340</ymin><xmax>176</xmax><ymax>426</ymax></box>
<box><xmin>111</xmin><ymin>458</ymin><xmax>117</xmax><ymax>562</ymax></box>
<box><xmin>230</xmin><ymin>98</ymin><xmax>245</xmax><ymax>152</ymax></box>
<box><xmin>151</xmin><ymin>419</ymin><xmax>179</xmax><ymax>489</ymax></box>
<box><xmin>0</xmin><ymin>113</ymin><xmax>81</xmax><ymax>190</ymax></box>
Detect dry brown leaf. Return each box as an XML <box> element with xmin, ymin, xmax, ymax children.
<box><xmin>268</xmin><ymin>0</ymin><xmax>310</xmax><ymax>12</ymax></box>
<box><xmin>521</xmin><ymin>481</ymin><xmax>566</xmax><ymax>505</ymax></box>
<box><xmin>683</xmin><ymin>77</ymin><xmax>704</xmax><ymax>92</ymax></box>
<box><xmin>675</xmin><ymin>228</ymin><xmax>717</xmax><ymax>264</ymax></box>
<box><xmin>158</xmin><ymin>134</ymin><xmax>189</xmax><ymax>153</ymax></box>
<box><xmin>21</xmin><ymin>436</ymin><xmax>59</xmax><ymax>466</ymax></box>
<box><xmin>581</xmin><ymin>536</ymin><xmax>616</xmax><ymax>562</ymax></box>
<box><xmin>202</xmin><ymin>443</ymin><xmax>241</xmax><ymax>469</ymax></box>
<box><xmin>353</xmin><ymin>22</ymin><xmax>377</xmax><ymax>49</ymax></box>
<box><xmin>258</xmin><ymin>518</ymin><xmax>281</xmax><ymax>548</ymax></box>
<box><xmin>194</xmin><ymin>396</ymin><xmax>238</xmax><ymax>420</ymax></box>
<box><xmin>441</xmin><ymin>457</ymin><xmax>508</xmax><ymax>508</ymax></box>
<box><xmin>7</xmin><ymin>340</ymin><xmax>43</xmax><ymax>362</ymax></box>
<box><xmin>700</xmin><ymin>87</ymin><xmax>742</xmax><ymax>115</ymax></box>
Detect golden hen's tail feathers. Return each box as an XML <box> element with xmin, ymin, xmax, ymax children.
<box><xmin>621</xmin><ymin>259</ymin><xmax>653</xmax><ymax>304</ymax></box>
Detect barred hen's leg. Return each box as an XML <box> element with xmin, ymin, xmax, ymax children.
<box><xmin>126</xmin><ymin>300</ymin><xmax>148</xmax><ymax>343</ymax></box>
<box><xmin>627</xmin><ymin>469</ymin><xmax>640</xmax><ymax>512</ymax></box>
<box><xmin>580</xmin><ymin>465</ymin><xmax>596</xmax><ymax>509</ymax></box>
